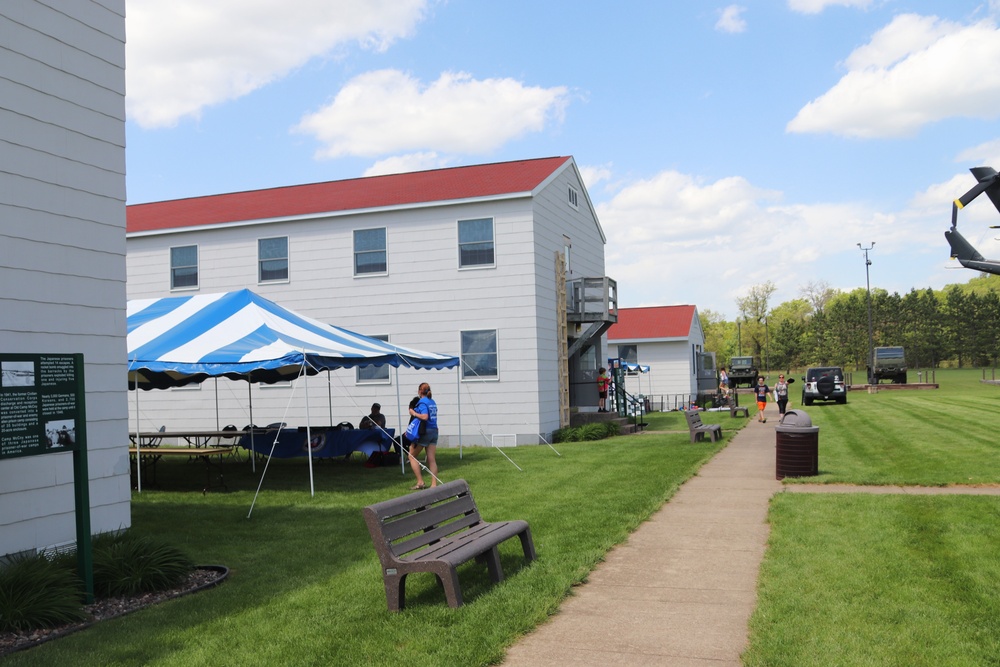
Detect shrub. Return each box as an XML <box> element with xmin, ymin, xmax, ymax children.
<box><xmin>552</xmin><ymin>427</ymin><xmax>581</xmax><ymax>443</ymax></box>
<box><xmin>579</xmin><ymin>423</ymin><xmax>610</xmax><ymax>441</ymax></box>
<box><xmin>92</xmin><ymin>531</ymin><xmax>193</xmax><ymax>598</ymax></box>
<box><xmin>0</xmin><ymin>553</ymin><xmax>87</xmax><ymax>632</ymax></box>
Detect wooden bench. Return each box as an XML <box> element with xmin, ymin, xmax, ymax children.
<box><xmin>362</xmin><ymin>479</ymin><xmax>536</xmax><ymax>611</ymax></box>
<box><xmin>683</xmin><ymin>410</ymin><xmax>722</xmax><ymax>443</ymax></box>
<box><xmin>729</xmin><ymin>404</ymin><xmax>749</xmax><ymax>418</ymax></box>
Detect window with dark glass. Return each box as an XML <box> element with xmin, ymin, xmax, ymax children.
<box><xmin>170</xmin><ymin>245</ymin><xmax>198</xmax><ymax>289</ymax></box>
<box><xmin>461</xmin><ymin>329</ymin><xmax>498</xmax><ymax>379</ymax></box>
<box><xmin>354</xmin><ymin>228</ymin><xmax>387</xmax><ymax>275</ymax></box>
<box><xmin>458</xmin><ymin>218</ymin><xmax>495</xmax><ymax>268</ymax></box>
<box><xmin>357</xmin><ymin>334</ymin><xmax>391</xmax><ymax>383</ymax></box>
<box><xmin>258</xmin><ymin>237</ymin><xmax>288</xmax><ymax>282</ymax></box>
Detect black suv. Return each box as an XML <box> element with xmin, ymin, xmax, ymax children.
<box><xmin>801</xmin><ymin>367</ymin><xmax>847</xmax><ymax>405</ymax></box>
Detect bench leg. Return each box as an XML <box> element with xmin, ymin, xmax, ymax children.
<box><xmin>436</xmin><ymin>566</ymin><xmax>464</xmax><ymax>608</ymax></box>
<box><xmin>476</xmin><ymin>546</ymin><xmax>504</xmax><ymax>583</ymax></box>
<box><xmin>518</xmin><ymin>527</ymin><xmax>537</xmax><ymax>562</ymax></box>
<box><xmin>383</xmin><ymin>571</ymin><xmax>407</xmax><ymax>612</ymax></box>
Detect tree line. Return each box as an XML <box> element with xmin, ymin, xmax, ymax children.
<box><xmin>700</xmin><ymin>274</ymin><xmax>1000</xmax><ymax>372</ymax></box>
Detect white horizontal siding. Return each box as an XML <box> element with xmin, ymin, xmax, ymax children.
<box><xmin>0</xmin><ymin>0</ymin><xmax>129</xmax><ymax>557</ymax></box>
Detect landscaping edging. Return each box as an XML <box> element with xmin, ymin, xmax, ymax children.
<box><xmin>0</xmin><ymin>564</ymin><xmax>229</xmax><ymax>657</ymax></box>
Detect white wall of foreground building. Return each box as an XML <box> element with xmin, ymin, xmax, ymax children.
<box><xmin>0</xmin><ymin>1</ymin><xmax>130</xmax><ymax>556</ymax></box>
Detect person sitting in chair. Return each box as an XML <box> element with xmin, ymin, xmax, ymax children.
<box><xmin>359</xmin><ymin>402</ymin><xmax>386</xmax><ymax>430</ymax></box>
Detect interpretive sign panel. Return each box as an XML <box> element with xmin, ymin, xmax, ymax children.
<box><xmin>1</xmin><ymin>353</ymin><xmax>81</xmax><ymax>460</ymax></box>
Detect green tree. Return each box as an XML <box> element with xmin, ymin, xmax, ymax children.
<box><xmin>735</xmin><ymin>282</ymin><xmax>776</xmax><ymax>364</ymax></box>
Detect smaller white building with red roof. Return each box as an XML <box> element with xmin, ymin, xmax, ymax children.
<box><xmin>607</xmin><ymin>305</ymin><xmax>715</xmax><ymax>408</ymax></box>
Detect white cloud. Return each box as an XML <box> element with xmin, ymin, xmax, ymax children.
<box><xmin>363</xmin><ymin>152</ymin><xmax>451</xmax><ymax>176</ymax></box>
<box><xmin>716</xmin><ymin>5</ymin><xmax>747</xmax><ymax>33</ymax></box>
<box><xmin>787</xmin><ymin>15</ymin><xmax>1000</xmax><ymax>138</ymax></box>
<box><xmin>594</xmin><ymin>167</ymin><xmax>953</xmax><ymax>315</ymax></box>
<box><xmin>126</xmin><ymin>0</ymin><xmax>428</xmax><ymax>128</ymax></box>
<box><xmin>579</xmin><ymin>164</ymin><xmax>613</xmax><ymax>191</ymax></box>
<box><xmin>294</xmin><ymin>70</ymin><xmax>570</xmax><ymax>159</ymax></box>
<box><xmin>787</xmin><ymin>0</ymin><xmax>873</xmax><ymax>14</ymax></box>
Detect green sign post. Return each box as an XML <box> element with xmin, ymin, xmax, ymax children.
<box><xmin>0</xmin><ymin>353</ymin><xmax>93</xmax><ymax>602</ymax></box>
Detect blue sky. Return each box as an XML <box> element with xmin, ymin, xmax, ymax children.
<box><xmin>125</xmin><ymin>0</ymin><xmax>1000</xmax><ymax>318</ymax></box>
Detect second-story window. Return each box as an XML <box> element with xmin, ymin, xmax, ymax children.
<box><xmin>458</xmin><ymin>217</ymin><xmax>495</xmax><ymax>268</ymax></box>
<box><xmin>258</xmin><ymin>237</ymin><xmax>288</xmax><ymax>282</ymax></box>
<box><xmin>170</xmin><ymin>245</ymin><xmax>198</xmax><ymax>289</ymax></box>
<box><xmin>354</xmin><ymin>228</ymin><xmax>387</xmax><ymax>275</ymax></box>
<box><xmin>357</xmin><ymin>334</ymin><xmax>391</xmax><ymax>383</ymax></box>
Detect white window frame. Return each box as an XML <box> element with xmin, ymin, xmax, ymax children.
<box><xmin>457</xmin><ymin>217</ymin><xmax>495</xmax><ymax>269</ymax></box>
<box><xmin>354</xmin><ymin>227</ymin><xmax>388</xmax><ymax>276</ymax></box>
<box><xmin>258</xmin><ymin>236</ymin><xmax>289</xmax><ymax>283</ymax></box>
<box><xmin>357</xmin><ymin>334</ymin><xmax>391</xmax><ymax>384</ymax></box>
<box><xmin>568</xmin><ymin>185</ymin><xmax>579</xmax><ymax>209</ymax></box>
<box><xmin>460</xmin><ymin>329</ymin><xmax>499</xmax><ymax>380</ymax></box>
<box><xmin>170</xmin><ymin>244</ymin><xmax>199</xmax><ymax>290</ymax></box>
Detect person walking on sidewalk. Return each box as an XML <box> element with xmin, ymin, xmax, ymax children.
<box><xmin>753</xmin><ymin>376</ymin><xmax>770</xmax><ymax>423</ymax></box>
<box><xmin>773</xmin><ymin>374</ymin><xmax>790</xmax><ymax>423</ymax></box>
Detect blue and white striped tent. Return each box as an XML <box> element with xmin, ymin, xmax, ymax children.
<box><xmin>127</xmin><ymin>289</ymin><xmax>458</xmax><ymax>390</ymax></box>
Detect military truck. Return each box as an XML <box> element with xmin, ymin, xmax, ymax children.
<box><xmin>727</xmin><ymin>356</ymin><xmax>759</xmax><ymax>388</ymax></box>
<box><xmin>872</xmin><ymin>346</ymin><xmax>907</xmax><ymax>384</ymax></box>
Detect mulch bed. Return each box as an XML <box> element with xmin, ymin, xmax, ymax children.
<box><xmin>0</xmin><ymin>565</ymin><xmax>227</xmax><ymax>657</ymax></box>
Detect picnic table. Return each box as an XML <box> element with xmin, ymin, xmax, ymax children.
<box><xmin>128</xmin><ymin>444</ymin><xmax>234</xmax><ymax>492</ymax></box>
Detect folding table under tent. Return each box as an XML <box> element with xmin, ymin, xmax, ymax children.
<box><xmin>126</xmin><ymin>288</ymin><xmax>458</xmax><ymax>495</ymax></box>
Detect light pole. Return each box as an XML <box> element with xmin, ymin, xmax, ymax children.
<box><xmin>858</xmin><ymin>242</ymin><xmax>875</xmax><ymax>384</ymax></box>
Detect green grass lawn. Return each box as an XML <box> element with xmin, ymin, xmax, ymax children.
<box><xmin>745</xmin><ymin>369</ymin><xmax>1000</xmax><ymax>666</ymax></box>
<box><xmin>12</xmin><ymin>372</ymin><xmax>1000</xmax><ymax>665</ymax></box>
<box><xmin>6</xmin><ymin>427</ymin><xmax>726</xmax><ymax>666</ymax></box>
<box><xmin>775</xmin><ymin>368</ymin><xmax>1000</xmax><ymax>485</ymax></box>
<box><xmin>745</xmin><ymin>494</ymin><xmax>1000</xmax><ymax>667</ymax></box>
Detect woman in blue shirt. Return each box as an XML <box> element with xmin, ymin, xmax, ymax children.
<box><xmin>407</xmin><ymin>382</ymin><xmax>439</xmax><ymax>489</ymax></box>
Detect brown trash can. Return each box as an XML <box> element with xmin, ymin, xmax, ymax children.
<box><xmin>775</xmin><ymin>409</ymin><xmax>819</xmax><ymax>480</ymax></box>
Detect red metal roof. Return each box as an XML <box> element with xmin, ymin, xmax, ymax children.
<box><xmin>607</xmin><ymin>305</ymin><xmax>697</xmax><ymax>341</ymax></box>
<box><xmin>127</xmin><ymin>156</ymin><xmax>572</xmax><ymax>233</ymax></box>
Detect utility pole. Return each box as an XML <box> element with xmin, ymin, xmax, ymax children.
<box><xmin>858</xmin><ymin>242</ymin><xmax>875</xmax><ymax>384</ymax></box>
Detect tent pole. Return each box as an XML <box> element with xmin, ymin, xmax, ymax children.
<box><xmin>133</xmin><ymin>383</ymin><xmax>141</xmax><ymax>493</ymax></box>
<box><xmin>214</xmin><ymin>377</ymin><xmax>220</xmax><ymax>431</ymax></box>
<box><xmin>395</xmin><ymin>366</ymin><xmax>405</xmax><ymax>475</ymax></box>
<box><xmin>457</xmin><ymin>366</ymin><xmax>462</xmax><ymax>459</ymax></box>
<box><xmin>327</xmin><ymin>372</ymin><xmax>333</xmax><ymax>426</ymax></box>
<box><xmin>248</xmin><ymin>380</ymin><xmax>255</xmax><ymax>473</ymax></box>
<box><xmin>303</xmin><ymin>361</ymin><xmax>315</xmax><ymax>497</ymax></box>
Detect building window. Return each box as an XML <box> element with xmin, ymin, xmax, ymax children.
<box><xmin>563</xmin><ymin>235</ymin><xmax>572</xmax><ymax>274</ymax></box>
<box><xmin>354</xmin><ymin>228</ymin><xmax>387</xmax><ymax>275</ymax></box>
<box><xmin>618</xmin><ymin>345</ymin><xmax>638</xmax><ymax>365</ymax></box>
<box><xmin>258</xmin><ymin>237</ymin><xmax>288</xmax><ymax>282</ymax></box>
<box><xmin>568</xmin><ymin>185</ymin><xmax>579</xmax><ymax>208</ymax></box>
<box><xmin>458</xmin><ymin>218</ymin><xmax>495</xmax><ymax>268</ymax></box>
<box><xmin>357</xmin><ymin>334</ymin><xmax>391</xmax><ymax>383</ymax></box>
<box><xmin>170</xmin><ymin>245</ymin><xmax>198</xmax><ymax>289</ymax></box>
<box><xmin>461</xmin><ymin>329</ymin><xmax>498</xmax><ymax>379</ymax></box>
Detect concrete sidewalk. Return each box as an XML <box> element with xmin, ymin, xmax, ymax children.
<box><xmin>503</xmin><ymin>416</ymin><xmax>780</xmax><ymax>666</ymax></box>
<box><xmin>502</xmin><ymin>412</ymin><xmax>1000</xmax><ymax>666</ymax></box>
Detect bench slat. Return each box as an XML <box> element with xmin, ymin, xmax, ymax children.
<box><xmin>379</xmin><ymin>494</ymin><xmax>479</xmax><ymax>542</ymax></box>
<box><xmin>391</xmin><ymin>511</ymin><xmax>482</xmax><ymax>557</ymax></box>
